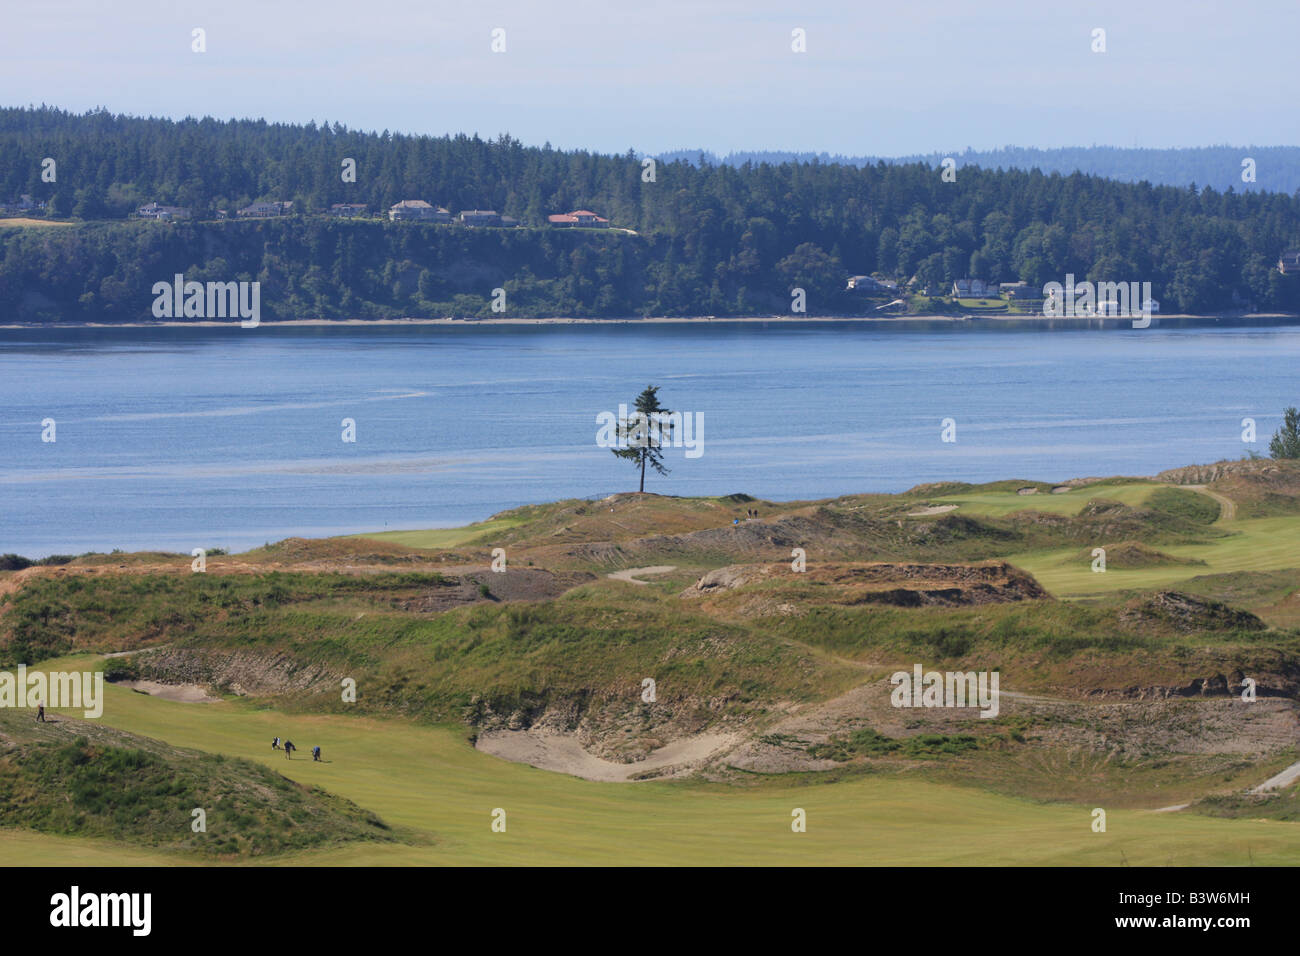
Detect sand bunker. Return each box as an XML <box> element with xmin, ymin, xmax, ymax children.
<box><xmin>607</xmin><ymin>565</ymin><xmax>676</xmax><ymax>585</ymax></box>
<box><xmin>114</xmin><ymin>679</ymin><xmax>219</xmax><ymax>703</ymax></box>
<box><xmin>905</xmin><ymin>504</ymin><xmax>958</xmax><ymax>517</ymax></box>
<box><xmin>476</xmin><ymin>729</ymin><xmax>737</xmax><ymax>781</ymax></box>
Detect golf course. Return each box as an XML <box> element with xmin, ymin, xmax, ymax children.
<box><xmin>4</xmin><ymin>456</ymin><xmax>1300</xmax><ymax>866</ymax></box>
<box><xmin>8</xmin><ymin>660</ymin><xmax>1300</xmax><ymax>866</ymax></box>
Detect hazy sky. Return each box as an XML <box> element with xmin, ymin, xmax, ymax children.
<box><xmin>5</xmin><ymin>0</ymin><xmax>1297</xmax><ymax>155</ymax></box>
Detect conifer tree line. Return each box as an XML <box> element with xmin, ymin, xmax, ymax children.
<box><xmin>1</xmin><ymin>106</ymin><xmax>1299</xmax><ymax>321</ymax></box>
<box><xmin>662</xmin><ymin>146</ymin><xmax>1300</xmax><ymax>196</ymax></box>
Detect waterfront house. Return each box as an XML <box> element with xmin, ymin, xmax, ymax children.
<box><xmin>1000</xmin><ymin>281</ymin><xmax>1044</xmax><ymax>303</ymax></box>
<box><xmin>953</xmin><ymin>278</ymin><xmax>996</xmax><ymax>297</ymax></box>
<box><xmin>548</xmin><ymin>209</ymin><xmax>609</xmax><ymax>228</ymax></box>
<box><xmin>237</xmin><ymin>201</ymin><xmax>293</xmax><ymax>218</ymax></box>
<box><xmin>389</xmin><ymin>200</ymin><xmax>449</xmax><ymax>222</ymax></box>
<box><xmin>847</xmin><ymin>275</ymin><xmax>898</xmax><ymax>293</ymax></box>
<box><xmin>1279</xmin><ymin>250</ymin><xmax>1300</xmax><ymax>274</ymax></box>
<box><xmin>330</xmin><ymin>203</ymin><xmax>369</xmax><ymax>218</ymax></box>
<box><xmin>459</xmin><ymin>209</ymin><xmax>502</xmax><ymax>227</ymax></box>
<box><xmin>136</xmin><ymin>202</ymin><xmax>191</xmax><ymax>221</ymax></box>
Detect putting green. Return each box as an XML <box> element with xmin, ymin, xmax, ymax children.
<box><xmin>4</xmin><ymin>658</ymin><xmax>1298</xmax><ymax>866</ymax></box>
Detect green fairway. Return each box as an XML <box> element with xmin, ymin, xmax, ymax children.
<box><xmin>933</xmin><ymin>482</ymin><xmax>1160</xmax><ymax>518</ymax></box>
<box><xmin>4</xmin><ymin>656</ymin><xmax>1298</xmax><ymax>866</ymax></box>
<box><xmin>1017</xmin><ymin>515</ymin><xmax>1300</xmax><ymax>597</ymax></box>
<box><xmin>921</xmin><ymin>480</ymin><xmax>1300</xmax><ymax>598</ymax></box>
<box><xmin>356</xmin><ymin>516</ymin><xmax>527</xmax><ymax>550</ymax></box>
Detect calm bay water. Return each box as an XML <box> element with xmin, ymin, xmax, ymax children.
<box><xmin>1</xmin><ymin>320</ymin><xmax>1297</xmax><ymax>556</ymax></box>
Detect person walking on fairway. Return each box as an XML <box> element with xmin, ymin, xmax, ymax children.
<box><xmin>312</xmin><ymin>745</ymin><xmax>321</xmax><ymax>762</ymax></box>
<box><xmin>36</xmin><ymin>702</ymin><xmax>45</xmax><ymax>723</ymax></box>
<box><xmin>283</xmin><ymin>740</ymin><xmax>296</xmax><ymax>759</ymax></box>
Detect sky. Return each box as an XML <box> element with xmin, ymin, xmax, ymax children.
<box><xmin>3</xmin><ymin>0</ymin><xmax>1298</xmax><ymax>156</ymax></box>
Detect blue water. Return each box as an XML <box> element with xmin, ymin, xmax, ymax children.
<box><xmin>1</xmin><ymin>321</ymin><xmax>1296</xmax><ymax>556</ymax></box>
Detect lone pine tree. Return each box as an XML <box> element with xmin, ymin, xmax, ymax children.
<box><xmin>612</xmin><ymin>385</ymin><xmax>673</xmax><ymax>493</ymax></box>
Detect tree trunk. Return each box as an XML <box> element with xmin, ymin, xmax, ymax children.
<box><xmin>639</xmin><ymin>451</ymin><xmax>646</xmax><ymax>492</ymax></box>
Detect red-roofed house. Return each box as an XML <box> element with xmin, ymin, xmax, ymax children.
<box><xmin>548</xmin><ymin>209</ymin><xmax>609</xmax><ymax>228</ymax></box>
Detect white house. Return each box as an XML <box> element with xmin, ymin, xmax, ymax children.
<box><xmin>389</xmin><ymin>200</ymin><xmax>450</xmax><ymax>222</ymax></box>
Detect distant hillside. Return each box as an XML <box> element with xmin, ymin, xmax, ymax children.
<box><xmin>3</xmin><ymin>107</ymin><xmax>1300</xmax><ymax>321</ymax></box>
<box><xmin>659</xmin><ymin>146</ymin><xmax>1300</xmax><ymax>195</ymax></box>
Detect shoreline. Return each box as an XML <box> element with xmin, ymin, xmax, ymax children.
<box><xmin>2</xmin><ymin>312</ymin><xmax>1298</xmax><ymax>329</ymax></box>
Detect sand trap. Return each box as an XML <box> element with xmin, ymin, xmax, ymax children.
<box><xmin>102</xmin><ymin>646</ymin><xmax>168</xmax><ymax>659</ymax></box>
<box><xmin>114</xmin><ymin>679</ymin><xmax>219</xmax><ymax>703</ymax></box>
<box><xmin>607</xmin><ymin>565</ymin><xmax>676</xmax><ymax>585</ymax></box>
<box><xmin>476</xmin><ymin>729</ymin><xmax>737</xmax><ymax>782</ymax></box>
<box><xmin>906</xmin><ymin>504</ymin><xmax>958</xmax><ymax>517</ymax></box>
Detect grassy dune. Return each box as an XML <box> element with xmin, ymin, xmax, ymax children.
<box><xmin>3</xmin><ymin>665</ymin><xmax>1297</xmax><ymax>866</ymax></box>
<box><xmin>356</xmin><ymin>492</ymin><xmax>798</xmax><ymax>553</ymax></box>
<box><xmin>0</xmin><ymin>707</ymin><xmax>398</xmax><ymax>857</ymax></box>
